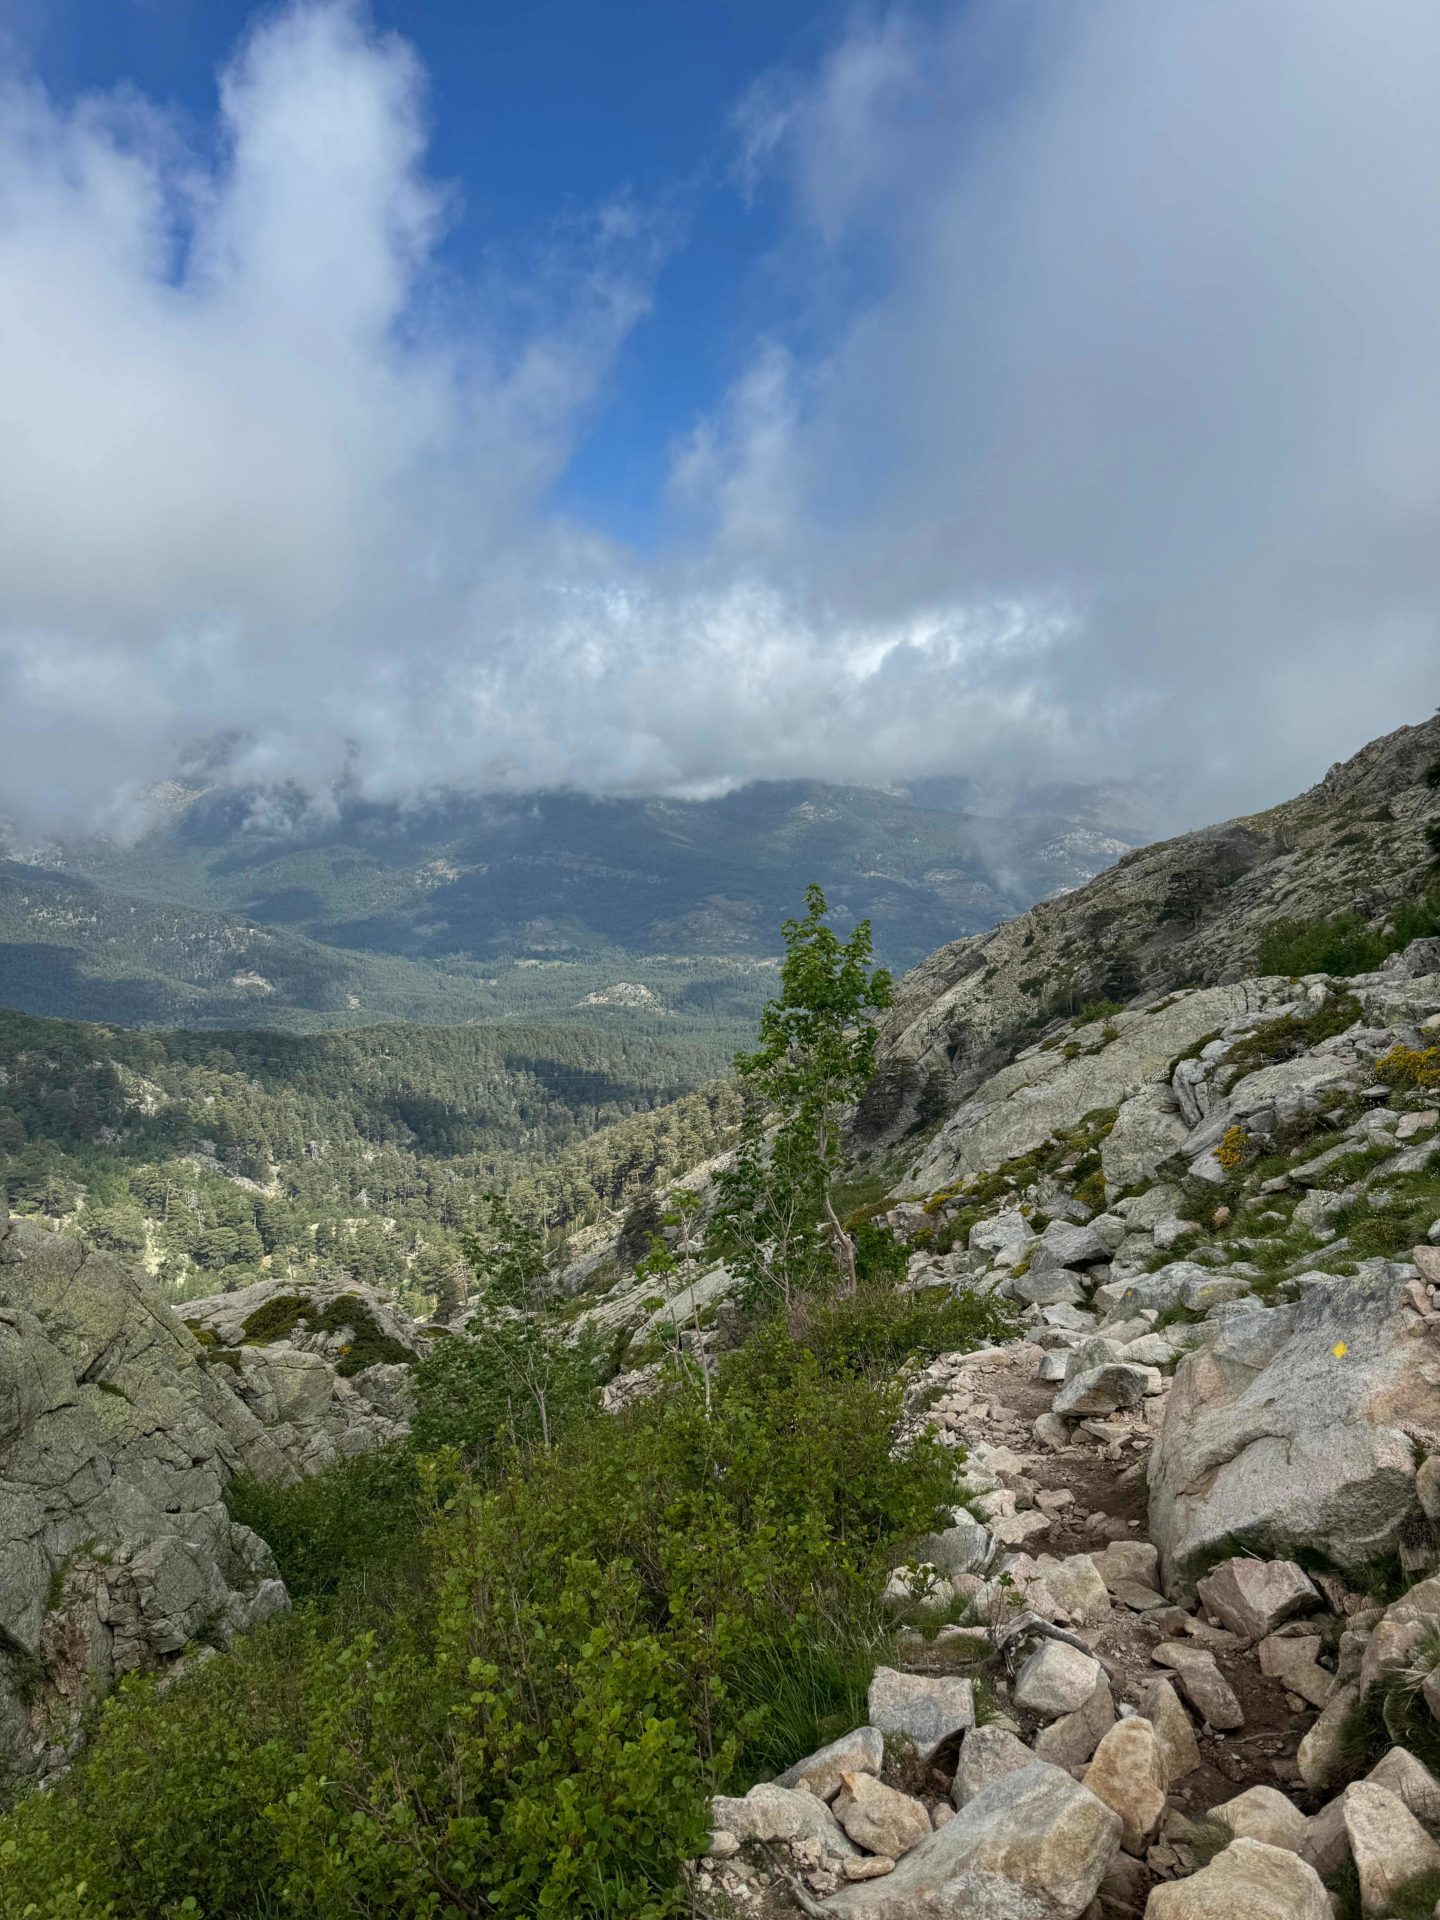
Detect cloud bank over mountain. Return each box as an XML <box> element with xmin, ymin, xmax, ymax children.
<box><xmin>1</xmin><ymin>0</ymin><xmax>1436</xmax><ymax>834</ymax></box>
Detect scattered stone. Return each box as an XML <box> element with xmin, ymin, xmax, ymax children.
<box><xmin>1054</xmin><ymin>1364</ymin><xmax>1159</xmax><ymax>1417</ymax></box>
<box><xmin>1133</xmin><ymin>1677</ymin><xmax>1200</xmax><ymax>1781</ymax></box>
<box><xmin>709</xmin><ymin>1783</ymin><xmax>859</xmax><ymax>1865</ymax></box>
<box><xmin>1035</xmin><ymin>1553</ymin><xmax>1111</xmax><ymax>1626</ymax></box>
<box><xmin>822</xmin><ymin>1762</ymin><xmax>1122</xmax><ymax>1918</ymax></box>
<box><xmin>833</xmin><ymin>1771</ymin><xmax>931</xmax><ymax>1860</ymax></box>
<box><xmin>841</xmin><ymin>1855</ymin><xmax>896</xmax><ymax>1881</ymax></box>
<box><xmin>1093</xmin><ymin>1541</ymin><xmax>1160</xmax><ymax>1592</ymax></box>
<box><xmin>1083</xmin><ymin>1716</ymin><xmax>1168</xmax><ymax>1854</ymax></box>
<box><xmin>951</xmin><ymin>1724</ymin><xmax>1039</xmax><ymax>1809</ymax></box>
<box><xmin>1206</xmin><ymin>1784</ymin><xmax>1306</xmax><ymax>1852</ymax></box>
<box><xmin>1256</xmin><ymin>1633</ymin><xmax>1333</xmax><ymax>1708</ymax></box>
<box><xmin>1296</xmin><ymin>1681</ymin><xmax>1360</xmax><ymax>1789</ymax></box>
<box><xmin>1014</xmin><ymin>1639</ymin><xmax>1105</xmax><ymax>1720</ymax></box>
<box><xmin>1342</xmin><ymin>1779</ymin><xmax>1440</xmax><ymax>1916</ymax></box>
<box><xmin>777</xmin><ymin>1725</ymin><xmax>886</xmax><ymax>1801</ymax></box>
<box><xmin>1033</xmin><ymin>1675</ymin><xmax>1117</xmax><ymax>1769</ymax></box>
<box><xmin>867</xmin><ymin>1667</ymin><xmax>975</xmax><ymax>1764</ymax></box>
<box><xmin>1144</xmin><ymin>1836</ymin><xmax>1330</xmax><ymax>1919</ymax></box>
<box><xmin>1194</xmin><ymin>1558</ymin><xmax>1320</xmax><ymax>1643</ymax></box>
<box><xmin>1151</xmin><ymin>1644</ymin><xmax>1243</xmax><ymax>1731</ymax></box>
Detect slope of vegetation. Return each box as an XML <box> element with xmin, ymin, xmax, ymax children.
<box><xmin>0</xmin><ymin>1006</ymin><xmax>739</xmax><ymax>1308</ymax></box>
<box><xmin>0</xmin><ymin>890</ymin><xmax>1015</xmax><ymax>1918</ymax></box>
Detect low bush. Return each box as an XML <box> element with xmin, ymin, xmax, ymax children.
<box><xmin>0</xmin><ymin>1289</ymin><xmax>971</xmax><ymax>1919</ymax></box>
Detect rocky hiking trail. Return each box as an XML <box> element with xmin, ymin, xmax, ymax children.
<box><xmin>696</xmin><ymin>937</ymin><xmax>1440</xmax><ymax>1918</ymax></box>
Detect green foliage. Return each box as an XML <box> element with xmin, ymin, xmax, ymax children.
<box><xmin>1258</xmin><ymin>894</ymin><xmax>1440</xmax><ymax>978</ymax></box>
<box><xmin>226</xmin><ymin>1447</ymin><xmax>429</xmax><ymax>1607</ymax></box>
<box><xmin>0</xmin><ymin>1294</ymin><xmax>961</xmax><ymax>1919</ymax></box>
<box><xmin>1224</xmin><ymin>992</ymin><xmax>1362</xmax><ymax>1076</ymax></box>
<box><xmin>0</xmin><ymin>1002</ymin><xmax>742</xmax><ymax>1312</ymax></box>
<box><xmin>408</xmin><ymin>1314</ymin><xmax>601</xmax><ymax>1471</ymax></box>
<box><xmin>1333</xmin><ymin>1157</ymin><xmax>1440</xmax><ymax>1260</ymax></box>
<box><xmin>239</xmin><ymin>1291</ymin><xmax>413</xmax><ymax>1377</ymax></box>
<box><xmin>708</xmin><ymin>886</ymin><xmax>893</xmax><ymax>1306</ymax></box>
<box><xmin>463</xmin><ymin>1194</ymin><xmax>548</xmax><ymax>1309</ymax></box>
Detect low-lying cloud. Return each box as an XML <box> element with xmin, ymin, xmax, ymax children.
<box><xmin>1</xmin><ymin>0</ymin><xmax>1436</xmax><ymax>837</ymax></box>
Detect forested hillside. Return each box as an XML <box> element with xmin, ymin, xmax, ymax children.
<box><xmin>0</xmin><ymin>1005</ymin><xmax>739</xmax><ymax>1310</ymax></box>
<box><xmin>0</xmin><ymin>777</ymin><xmax>1139</xmax><ymax>1034</ymax></box>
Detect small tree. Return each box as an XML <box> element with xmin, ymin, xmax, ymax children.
<box><xmin>462</xmin><ymin>1194</ymin><xmax>547</xmax><ymax>1311</ymax></box>
<box><xmin>635</xmin><ymin>1188</ymin><xmax>712</xmax><ymax>1414</ymax></box>
<box><xmin>708</xmin><ymin>885</ymin><xmax>891</xmax><ymax>1306</ymax></box>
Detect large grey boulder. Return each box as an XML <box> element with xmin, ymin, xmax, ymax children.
<box><xmin>710</xmin><ymin>1782</ymin><xmax>858</xmax><ymax>1865</ymax></box>
<box><xmin>1101</xmin><ymin>1085</ymin><xmax>1190</xmax><ymax>1192</ymax></box>
<box><xmin>822</xmin><ymin>1762</ymin><xmax>1121</xmax><ymax>1918</ymax></box>
<box><xmin>183</xmin><ymin>1276</ymin><xmax>421</xmax><ymax>1475</ymax></box>
<box><xmin>1147</xmin><ymin>1274</ymin><xmax>1440</xmax><ymax>1589</ymax></box>
<box><xmin>0</xmin><ymin>1219</ymin><xmax>289</xmax><ymax>1772</ymax></box>
<box><xmin>1030</xmin><ymin>1222</ymin><xmax>1109</xmax><ymax>1274</ymax></box>
<box><xmin>1144</xmin><ymin>1837</ymin><xmax>1330</xmax><ymax>1919</ymax></box>
<box><xmin>867</xmin><ymin>1667</ymin><xmax>975</xmax><ymax>1762</ymax></box>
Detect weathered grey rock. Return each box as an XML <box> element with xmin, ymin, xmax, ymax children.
<box><xmin>1206</xmin><ymin>1784</ymin><xmax>1306</xmax><ymax>1852</ymax></box>
<box><xmin>1366</xmin><ymin>1744</ymin><xmax>1440</xmax><ymax>1825</ymax></box>
<box><xmin>777</xmin><ymin>1725</ymin><xmax>886</xmax><ymax>1801</ymax></box>
<box><xmin>711</xmin><ymin>1782</ymin><xmax>858</xmax><ymax>1865</ymax></box>
<box><xmin>1152</xmin><ymin>1644</ymin><xmax>1242</xmax><ymax>1730</ymax></box>
<box><xmin>970</xmin><ymin>1210</ymin><xmax>1037</xmax><ymax>1267</ymax></box>
<box><xmin>1147</xmin><ymin>1275</ymin><xmax>1440</xmax><ymax>1588</ymax></box>
<box><xmin>1194</xmin><ymin>1558</ymin><xmax>1320</xmax><ymax>1642</ymax></box>
<box><xmin>0</xmin><ymin>1220</ymin><xmax>291</xmax><ymax>1773</ymax></box>
<box><xmin>1014</xmin><ymin>1640</ymin><xmax>1105</xmax><ymax>1720</ymax></box>
<box><xmin>1358</xmin><ymin>1574</ymin><xmax>1440</xmax><ymax>1696</ymax></box>
<box><xmin>915</xmin><ymin>1511</ymin><xmax>993</xmax><ymax>1577</ymax></box>
<box><xmin>1133</xmin><ymin>1677</ymin><xmax>1200</xmax><ymax>1780</ymax></box>
<box><xmin>1256</xmin><ymin>1632</ymin><xmax>1333</xmax><ymax>1708</ymax></box>
<box><xmin>183</xmin><ymin>1275</ymin><xmax>419</xmax><ymax>1474</ymax></box>
<box><xmin>1094</xmin><ymin>1541</ymin><xmax>1160</xmax><ymax>1593</ymax></box>
<box><xmin>1144</xmin><ymin>1837</ymin><xmax>1330</xmax><ymax>1919</ymax></box>
<box><xmin>1082</xmin><ymin>1716</ymin><xmax>1167</xmax><ymax>1853</ymax></box>
<box><xmin>1416</xmin><ymin>1451</ymin><xmax>1440</xmax><ymax>1519</ymax></box>
<box><xmin>833</xmin><ymin>1772</ymin><xmax>931</xmax><ymax>1859</ymax></box>
<box><xmin>1101</xmin><ymin>1086</ymin><xmax>1190</xmax><ymax>1192</ymax></box>
<box><xmin>1031</xmin><ymin>1222</ymin><xmax>1111</xmax><ymax>1274</ymax></box>
<box><xmin>1033</xmin><ymin>1676</ymin><xmax>1116</xmax><ymax>1769</ymax></box>
<box><xmin>1034</xmin><ymin>1554</ymin><xmax>1110</xmax><ymax>1627</ymax></box>
<box><xmin>1296</xmin><ymin>1681</ymin><xmax>1359</xmax><ymax>1789</ymax></box>
<box><xmin>1341</xmin><ymin>1779</ymin><xmax>1440</xmax><ymax>1916</ymax></box>
<box><xmin>1011</xmin><ymin>1267</ymin><xmax>1087</xmax><ymax>1309</ymax></box>
<box><xmin>867</xmin><ymin>1667</ymin><xmax>975</xmax><ymax>1763</ymax></box>
<box><xmin>952</xmin><ymin>1724</ymin><xmax>1040</xmax><ymax>1809</ymax></box>
<box><xmin>1053</xmin><ymin>1364</ymin><xmax>1157</xmax><ymax>1417</ymax></box>
<box><xmin>822</xmin><ymin>1762</ymin><xmax>1121</xmax><ymax>1918</ymax></box>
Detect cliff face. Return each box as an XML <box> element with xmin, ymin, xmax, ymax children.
<box><xmin>860</xmin><ymin>713</ymin><xmax>1440</xmax><ymax>1151</ymax></box>
<box><xmin>0</xmin><ymin>1210</ymin><xmax>420</xmax><ymax>1775</ymax></box>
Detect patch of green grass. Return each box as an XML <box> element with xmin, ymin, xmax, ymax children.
<box><xmin>1333</xmin><ymin>1160</ymin><xmax>1440</xmax><ymax>1260</ymax></box>
<box><xmin>239</xmin><ymin>1291</ymin><xmax>413</xmax><ymax>1376</ymax></box>
<box><xmin>1392</xmin><ymin>1869</ymin><xmax>1440</xmax><ymax>1918</ymax></box>
<box><xmin>1186</xmin><ymin>1816</ymin><xmax>1234</xmax><ymax>1869</ymax></box>
<box><xmin>1224</xmin><ymin>992</ymin><xmax>1361</xmax><ymax>1077</ymax></box>
<box><xmin>1258</xmin><ymin>894</ymin><xmax>1440</xmax><ymax>978</ymax></box>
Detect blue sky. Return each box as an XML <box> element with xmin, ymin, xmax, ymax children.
<box><xmin>17</xmin><ymin>0</ymin><xmax>883</xmax><ymax>546</ymax></box>
<box><xmin>0</xmin><ymin>0</ymin><xmax>1436</xmax><ymax>830</ymax></box>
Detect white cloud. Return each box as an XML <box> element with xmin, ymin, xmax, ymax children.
<box><xmin>0</xmin><ymin>0</ymin><xmax>1436</xmax><ymax>837</ymax></box>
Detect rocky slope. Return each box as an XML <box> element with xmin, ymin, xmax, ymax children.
<box><xmin>698</xmin><ymin>927</ymin><xmax>1440</xmax><ymax>1915</ymax></box>
<box><xmin>859</xmin><ymin>712</ymin><xmax>1440</xmax><ymax>1148</ymax></box>
<box><xmin>0</xmin><ymin>1212</ymin><xmax>421</xmax><ymax>1776</ymax></box>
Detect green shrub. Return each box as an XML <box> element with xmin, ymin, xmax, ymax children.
<box><xmin>408</xmin><ymin>1313</ymin><xmax>601</xmax><ymax>1472</ymax></box>
<box><xmin>226</xmin><ymin>1445</ymin><xmax>429</xmax><ymax>1607</ymax></box>
<box><xmin>1258</xmin><ymin>896</ymin><xmax>1440</xmax><ymax>978</ymax></box>
<box><xmin>2</xmin><ymin>1295</ymin><xmax>962</xmax><ymax>1918</ymax></box>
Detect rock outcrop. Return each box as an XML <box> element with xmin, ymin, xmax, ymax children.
<box><xmin>0</xmin><ymin>1214</ymin><xmax>288</xmax><ymax>1772</ymax></box>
